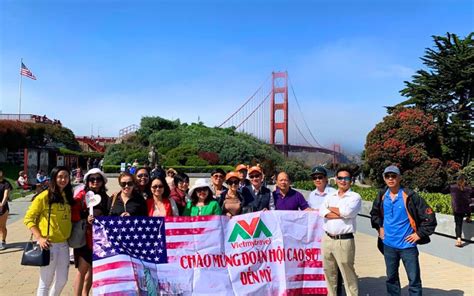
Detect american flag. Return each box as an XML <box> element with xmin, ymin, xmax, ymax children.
<box><xmin>93</xmin><ymin>213</ymin><xmax>327</xmax><ymax>296</ymax></box>
<box><xmin>20</xmin><ymin>62</ymin><xmax>37</xmax><ymax>80</ymax></box>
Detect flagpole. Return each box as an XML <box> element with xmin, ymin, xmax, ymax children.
<box><xmin>18</xmin><ymin>58</ymin><xmax>23</xmax><ymax>120</ymax></box>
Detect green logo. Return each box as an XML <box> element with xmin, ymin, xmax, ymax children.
<box><xmin>228</xmin><ymin>217</ymin><xmax>272</xmax><ymax>242</ymax></box>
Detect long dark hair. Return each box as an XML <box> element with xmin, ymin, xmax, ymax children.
<box><xmin>48</xmin><ymin>166</ymin><xmax>74</xmax><ymax>205</ymax></box>
<box><xmin>150</xmin><ymin>175</ymin><xmax>171</xmax><ymax>199</ymax></box>
<box><xmin>135</xmin><ymin>167</ymin><xmax>151</xmax><ymax>195</ymax></box>
<box><xmin>457</xmin><ymin>175</ymin><xmax>466</xmax><ymax>191</ymax></box>
<box><xmin>84</xmin><ymin>173</ymin><xmax>108</xmax><ymax>195</ymax></box>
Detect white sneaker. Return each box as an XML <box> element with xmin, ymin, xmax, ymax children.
<box><xmin>0</xmin><ymin>241</ymin><xmax>5</xmax><ymax>250</ymax></box>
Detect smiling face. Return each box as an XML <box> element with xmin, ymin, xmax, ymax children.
<box><xmin>136</xmin><ymin>169</ymin><xmax>149</xmax><ymax>187</ymax></box>
<box><xmin>87</xmin><ymin>173</ymin><xmax>104</xmax><ymax>193</ymax></box>
<box><xmin>312</xmin><ymin>174</ymin><xmax>328</xmax><ymax>191</ymax></box>
<box><xmin>249</xmin><ymin>172</ymin><xmax>263</xmax><ymax>188</ymax></box>
<box><xmin>211</xmin><ymin>173</ymin><xmax>225</xmax><ymax>187</ymax></box>
<box><xmin>277</xmin><ymin>172</ymin><xmax>290</xmax><ymax>193</ymax></box>
<box><xmin>150</xmin><ymin>178</ymin><xmax>165</xmax><ymax>199</ymax></box>
<box><xmin>177</xmin><ymin>180</ymin><xmax>189</xmax><ymax>192</ymax></box>
<box><xmin>336</xmin><ymin>171</ymin><xmax>352</xmax><ymax>192</ymax></box>
<box><xmin>119</xmin><ymin>175</ymin><xmax>135</xmax><ymax>196</ymax></box>
<box><xmin>56</xmin><ymin>170</ymin><xmax>70</xmax><ymax>191</ymax></box>
<box><xmin>226</xmin><ymin>177</ymin><xmax>240</xmax><ymax>192</ymax></box>
<box><xmin>195</xmin><ymin>187</ymin><xmax>209</xmax><ymax>202</ymax></box>
<box><xmin>384</xmin><ymin>173</ymin><xmax>401</xmax><ymax>190</ymax></box>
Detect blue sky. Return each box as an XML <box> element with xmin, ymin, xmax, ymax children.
<box><xmin>1</xmin><ymin>0</ymin><xmax>472</xmax><ymax>153</ymax></box>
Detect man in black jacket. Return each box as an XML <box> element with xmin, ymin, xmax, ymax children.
<box><xmin>241</xmin><ymin>165</ymin><xmax>274</xmax><ymax>212</ymax></box>
<box><xmin>370</xmin><ymin>165</ymin><xmax>437</xmax><ymax>296</ymax></box>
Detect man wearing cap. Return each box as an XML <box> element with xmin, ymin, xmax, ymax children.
<box><xmin>273</xmin><ymin>172</ymin><xmax>310</xmax><ymax>211</ymax></box>
<box><xmin>370</xmin><ymin>165</ymin><xmax>437</xmax><ymax>295</ymax></box>
<box><xmin>308</xmin><ymin>166</ymin><xmax>336</xmax><ymax>211</ymax></box>
<box><xmin>319</xmin><ymin>167</ymin><xmax>361</xmax><ymax>296</ymax></box>
<box><xmin>241</xmin><ymin>165</ymin><xmax>274</xmax><ymax>212</ymax></box>
<box><xmin>209</xmin><ymin>168</ymin><xmax>227</xmax><ymax>199</ymax></box>
<box><xmin>235</xmin><ymin>164</ymin><xmax>251</xmax><ymax>190</ymax></box>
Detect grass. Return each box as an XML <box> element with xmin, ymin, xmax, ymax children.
<box><xmin>0</xmin><ymin>162</ymin><xmax>33</xmax><ymax>200</ymax></box>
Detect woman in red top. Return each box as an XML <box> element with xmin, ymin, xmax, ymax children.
<box><xmin>71</xmin><ymin>168</ymin><xmax>109</xmax><ymax>296</ymax></box>
<box><xmin>146</xmin><ymin>176</ymin><xmax>179</xmax><ymax>217</ymax></box>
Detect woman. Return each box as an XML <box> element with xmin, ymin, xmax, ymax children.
<box><xmin>108</xmin><ymin>172</ymin><xmax>147</xmax><ymax>217</ymax></box>
<box><xmin>183</xmin><ymin>179</ymin><xmax>221</xmax><ymax>216</ymax></box>
<box><xmin>169</xmin><ymin>172</ymin><xmax>190</xmax><ymax>215</ymax></box>
<box><xmin>72</xmin><ymin>168</ymin><xmax>109</xmax><ymax>296</ymax></box>
<box><xmin>218</xmin><ymin>171</ymin><xmax>244</xmax><ymax>217</ymax></box>
<box><xmin>134</xmin><ymin>167</ymin><xmax>152</xmax><ymax>200</ymax></box>
<box><xmin>166</xmin><ymin>168</ymin><xmax>177</xmax><ymax>189</ymax></box>
<box><xmin>0</xmin><ymin>169</ymin><xmax>12</xmax><ymax>250</ymax></box>
<box><xmin>443</xmin><ymin>175</ymin><xmax>472</xmax><ymax>247</ymax></box>
<box><xmin>24</xmin><ymin>166</ymin><xmax>73</xmax><ymax>296</ymax></box>
<box><xmin>146</xmin><ymin>176</ymin><xmax>179</xmax><ymax>217</ymax></box>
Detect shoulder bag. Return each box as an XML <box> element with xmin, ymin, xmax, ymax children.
<box><xmin>21</xmin><ymin>203</ymin><xmax>51</xmax><ymax>266</ymax></box>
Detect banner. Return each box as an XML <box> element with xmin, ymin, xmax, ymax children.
<box><xmin>93</xmin><ymin>211</ymin><xmax>327</xmax><ymax>295</ymax></box>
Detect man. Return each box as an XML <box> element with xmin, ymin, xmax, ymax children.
<box><xmin>308</xmin><ymin>166</ymin><xmax>343</xmax><ymax>296</ymax></box>
<box><xmin>209</xmin><ymin>168</ymin><xmax>227</xmax><ymax>199</ymax></box>
<box><xmin>273</xmin><ymin>172</ymin><xmax>310</xmax><ymax>211</ymax></box>
<box><xmin>308</xmin><ymin>166</ymin><xmax>336</xmax><ymax>211</ymax></box>
<box><xmin>370</xmin><ymin>165</ymin><xmax>437</xmax><ymax>296</ymax></box>
<box><xmin>241</xmin><ymin>165</ymin><xmax>274</xmax><ymax>212</ymax></box>
<box><xmin>319</xmin><ymin>167</ymin><xmax>361</xmax><ymax>296</ymax></box>
<box><xmin>235</xmin><ymin>164</ymin><xmax>251</xmax><ymax>190</ymax></box>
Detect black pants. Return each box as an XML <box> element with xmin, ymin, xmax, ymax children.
<box><xmin>454</xmin><ymin>213</ymin><xmax>465</xmax><ymax>239</ymax></box>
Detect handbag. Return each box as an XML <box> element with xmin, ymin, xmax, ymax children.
<box><xmin>68</xmin><ymin>192</ymin><xmax>87</xmax><ymax>248</ymax></box>
<box><xmin>21</xmin><ymin>204</ymin><xmax>51</xmax><ymax>266</ymax></box>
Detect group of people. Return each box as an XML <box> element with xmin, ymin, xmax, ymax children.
<box><xmin>0</xmin><ymin>161</ymin><xmax>464</xmax><ymax>296</ymax></box>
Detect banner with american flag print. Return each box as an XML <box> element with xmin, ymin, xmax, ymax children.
<box><xmin>92</xmin><ymin>211</ymin><xmax>327</xmax><ymax>295</ymax></box>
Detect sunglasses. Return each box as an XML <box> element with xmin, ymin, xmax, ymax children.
<box><xmin>119</xmin><ymin>181</ymin><xmax>135</xmax><ymax>188</ymax></box>
<box><xmin>151</xmin><ymin>185</ymin><xmax>164</xmax><ymax>190</ymax></box>
<box><xmin>248</xmin><ymin>174</ymin><xmax>261</xmax><ymax>179</ymax></box>
<box><xmin>88</xmin><ymin>177</ymin><xmax>103</xmax><ymax>183</ymax></box>
<box><xmin>312</xmin><ymin>175</ymin><xmax>325</xmax><ymax>180</ymax></box>
<box><xmin>195</xmin><ymin>187</ymin><xmax>208</xmax><ymax>193</ymax></box>
<box><xmin>336</xmin><ymin>176</ymin><xmax>352</xmax><ymax>182</ymax></box>
<box><xmin>384</xmin><ymin>173</ymin><xmax>398</xmax><ymax>179</ymax></box>
<box><xmin>212</xmin><ymin>174</ymin><xmax>224</xmax><ymax>179</ymax></box>
<box><xmin>137</xmin><ymin>174</ymin><xmax>149</xmax><ymax>178</ymax></box>
<box><xmin>226</xmin><ymin>180</ymin><xmax>240</xmax><ymax>186</ymax></box>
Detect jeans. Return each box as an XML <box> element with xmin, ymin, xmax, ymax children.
<box><xmin>384</xmin><ymin>244</ymin><xmax>422</xmax><ymax>296</ymax></box>
<box><xmin>37</xmin><ymin>242</ymin><xmax>70</xmax><ymax>296</ymax></box>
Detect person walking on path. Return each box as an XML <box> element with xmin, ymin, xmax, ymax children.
<box><xmin>370</xmin><ymin>165</ymin><xmax>437</xmax><ymax>296</ymax></box>
<box><xmin>0</xmin><ymin>169</ymin><xmax>12</xmax><ymax>250</ymax></box>
<box><xmin>71</xmin><ymin>168</ymin><xmax>109</xmax><ymax>296</ymax></box>
<box><xmin>23</xmin><ymin>166</ymin><xmax>74</xmax><ymax>296</ymax></box>
<box><xmin>319</xmin><ymin>167</ymin><xmax>361</xmax><ymax>296</ymax></box>
<box><xmin>442</xmin><ymin>175</ymin><xmax>472</xmax><ymax>247</ymax></box>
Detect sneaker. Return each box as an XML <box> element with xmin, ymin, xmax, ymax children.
<box><xmin>0</xmin><ymin>241</ymin><xmax>5</xmax><ymax>250</ymax></box>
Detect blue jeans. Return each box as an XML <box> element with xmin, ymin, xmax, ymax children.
<box><xmin>383</xmin><ymin>244</ymin><xmax>422</xmax><ymax>296</ymax></box>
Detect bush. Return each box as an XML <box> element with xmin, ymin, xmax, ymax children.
<box><xmin>103</xmin><ymin>165</ymin><xmax>121</xmax><ymax>173</ymax></box>
<box><xmin>163</xmin><ymin>165</ymin><xmax>234</xmax><ymax>174</ymax></box>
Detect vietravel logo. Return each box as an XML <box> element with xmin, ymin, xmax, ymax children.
<box><xmin>228</xmin><ymin>217</ymin><xmax>272</xmax><ymax>248</ymax></box>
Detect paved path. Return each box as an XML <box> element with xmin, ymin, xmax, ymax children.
<box><xmin>1</xmin><ymin>178</ymin><xmax>472</xmax><ymax>295</ymax></box>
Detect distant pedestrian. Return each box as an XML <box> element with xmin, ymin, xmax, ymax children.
<box><xmin>24</xmin><ymin>166</ymin><xmax>74</xmax><ymax>296</ymax></box>
<box><xmin>442</xmin><ymin>175</ymin><xmax>472</xmax><ymax>247</ymax></box>
<box><xmin>0</xmin><ymin>169</ymin><xmax>12</xmax><ymax>250</ymax></box>
<box><xmin>370</xmin><ymin>165</ymin><xmax>437</xmax><ymax>296</ymax></box>
<box><xmin>319</xmin><ymin>167</ymin><xmax>361</xmax><ymax>296</ymax></box>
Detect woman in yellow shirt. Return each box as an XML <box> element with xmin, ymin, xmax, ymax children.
<box><xmin>24</xmin><ymin>166</ymin><xmax>74</xmax><ymax>296</ymax></box>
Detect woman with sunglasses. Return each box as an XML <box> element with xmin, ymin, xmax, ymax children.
<box><xmin>217</xmin><ymin>172</ymin><xmax>244</xmax><ymax>217</ymax></box>
<box><xmin>24</xmin><ymin>166</ymin><xmax>74</xmax><ymax>295</ymax></box>
<box><xmin>71</xmin><ymin>168</ymin><xmax>109</xmax><ymax>296</ymax></box>
<box><xmin>146</xmin><ymin>176</ymin><xmax>179</xmax><ymax>217</ymax></box>
<box><xmin>183</xmin><ymin>179</ymin><xmax>221</xmax><ymax>216</ymax></box>
<box><xmin>108</xmin><ymin>172</ymin><xmax>147</xmax><ymax>217</ymax></box>
<box><xmin>134</xmin><ymin>167</ymin><xmax>152</xmax><ymax>200</ymax></box>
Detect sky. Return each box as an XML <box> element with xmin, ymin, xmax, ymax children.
<box><xmin>0</xmin><ymin>0</ymin><xmax>472</xmax><ymax>154</ymax></box>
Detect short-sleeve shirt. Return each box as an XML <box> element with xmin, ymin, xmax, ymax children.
<box><xmin>273</xmin><ymin>188</ymin><xmax>309</xmax><ymax>211</ymax></box>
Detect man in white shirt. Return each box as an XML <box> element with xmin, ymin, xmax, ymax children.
<box><xmin>319</xmin><ymin>167</ymin><xmax>361</xmax><ymax>296</ymax></box>
<box><xmin>308</xmin><ymin>166</ymin><xmax>336</xmax><ymax>211</ymax></box>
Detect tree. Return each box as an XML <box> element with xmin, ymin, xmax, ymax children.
<box><xmin>365</xmin><ymin>107</ymin><xmax>448</xmax><ymax>191</ymax></box>
<box><xmin>394</xmin><ymin>32</ymin><xmax>473</xmax><ymax>165</ymax></box>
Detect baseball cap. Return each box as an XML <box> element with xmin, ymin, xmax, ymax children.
<box><xmin>310</xmin><ymin>166</ymin><xmax>328</xmax><ymax>177</ymax></box>
<box><xmin>383</xmin><ymin>165</ymin><xmax>400</xmax><ymax>176</ymax></box>
<box><xmin>248</xmin><ymin>165</ymin><xmax>263</xmax><ymax>175</ymax></box>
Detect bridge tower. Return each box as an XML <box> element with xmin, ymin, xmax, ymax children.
<box><xmin>270</xmin><ymin>71</ymin><xmax>289</xmax><ymax>156</ymax></box>
<box><xmin>332</xmin><ymin>144</ymin><xmax>341</xmax><ymax>165</ymax></box>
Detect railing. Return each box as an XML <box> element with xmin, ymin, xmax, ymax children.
<box><xmin>119</xmin><ymin>124</ymin><xmax>139</xmax><ymax>138</ymax></box>
<box><xmin>0</xmin><ymin>114</ymin><xmax>62</xmax><ymax>125</ymax></box>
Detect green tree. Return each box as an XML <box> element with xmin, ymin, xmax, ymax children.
<box><xmin>395</xmin><ymin>32</ymin><xmax>473</xmax><ymax>165</ymax></box>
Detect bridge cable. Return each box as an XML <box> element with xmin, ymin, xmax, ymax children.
<box><xmin>235</xmin><ymin>91</ymin><xmax>272</xmax><ymax>129</ymax></box>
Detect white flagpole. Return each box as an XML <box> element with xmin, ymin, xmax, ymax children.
<box><xmin>18</xmin><ymin>58</ymin><xmax>23</xmax><ymax>120</ymax></box>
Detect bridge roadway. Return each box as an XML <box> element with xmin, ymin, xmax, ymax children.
<box><xmin>1</xmin><ymin>175</ymin><xmax>472</xmax><ymax>295</ymax></box>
